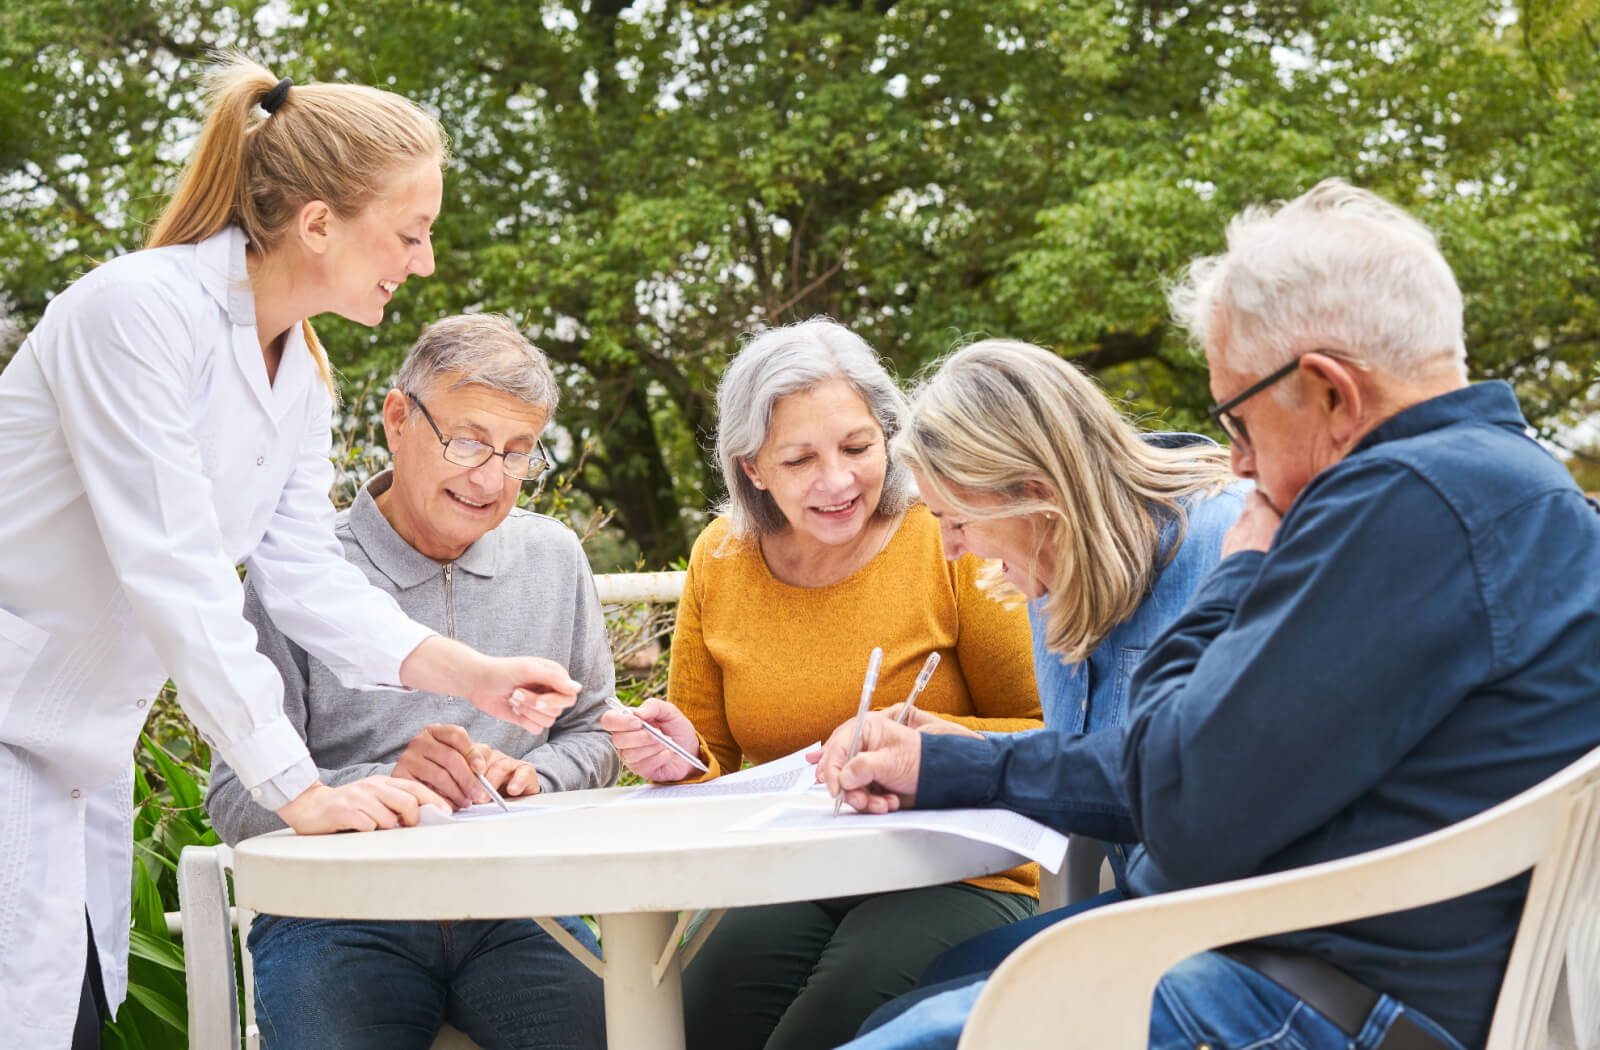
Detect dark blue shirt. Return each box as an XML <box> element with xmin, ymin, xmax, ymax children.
<box><xmin>919</xmin><ymin>383</ymin><xmax>1600</xmax><ymax>1049</ymax></box>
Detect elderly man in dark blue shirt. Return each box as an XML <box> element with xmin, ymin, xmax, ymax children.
<box><xmin>818</xmin><ymin>178</ymin><xmax>1600</xmax><ymax>1050</ymax></box>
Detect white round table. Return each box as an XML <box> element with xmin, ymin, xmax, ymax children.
<box><xmin>233</xmin><ymin>787</ymin><xmax>1029</xmax><ymax>1050</ymax></box>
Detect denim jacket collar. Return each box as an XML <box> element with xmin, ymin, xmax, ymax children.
<box><xmin>347</xmin><ymin>469</ymin><xmax>503</xmax><ymax>589</ymax></box>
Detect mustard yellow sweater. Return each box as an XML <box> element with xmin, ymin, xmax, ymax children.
<box><xmin>668</xmin><ymin>505</ymin><xmax>1042</xmax><ymax>897</ymax></box>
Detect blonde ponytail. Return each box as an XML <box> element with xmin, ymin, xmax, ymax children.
<box><xmin>146</xmin><ymin>53</ymin><xmax>448</xmax><ymax>399</ymax></box>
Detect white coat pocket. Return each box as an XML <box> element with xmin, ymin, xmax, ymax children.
<box><xmin>0</xmin><ymin>605</ymin><xmax>49</xmax><ymax>724</ymax></box>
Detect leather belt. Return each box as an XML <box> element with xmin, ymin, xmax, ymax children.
<box><xmin>1218</xmin><ymin>944</ymin><xmax>1452</xmax><ymax>1050</ymax></box>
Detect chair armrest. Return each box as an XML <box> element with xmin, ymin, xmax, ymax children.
<box><xmin>959</xmin><ymin>770</ymin><xmax>1573</xmax><ymax>1049</ymax></box>
<box><xmin>179</xmin><ymin>844</ymin><xmax>240</xmax><ymax>1050</ymax></box>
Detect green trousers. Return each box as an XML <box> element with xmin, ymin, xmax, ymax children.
<box><xmin>681</xmin><ymin>883</ymin><xmax>1035</xmax><ymax>1050</ymax></box>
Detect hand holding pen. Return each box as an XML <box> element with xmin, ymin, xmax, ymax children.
<box><xmin>882</xmin><ymin>651</ymin><xmax>981</xmax><ymax>739</ymax></box>
<box><xmin>834</xmin><ymin>647</ymin><xmax>884</xmax><ymax>815</ymax></box>
<box><xmin>822</xmin><ymin>649</ymin><xmax>942</xmax><ymax>814</ymax></box>
<box><xmin>599</xmin><ymin>697</ymin><xmax>711</xmax><ymax>780</ymax></box>
<box><xmin>893</xmin><ymin>652</ymin><xmax>940</xmax><ymax>725</ymax></box>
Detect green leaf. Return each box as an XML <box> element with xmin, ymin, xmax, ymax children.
<box><xmin>123</xmin><ymin>980</ymin><xmax>187</xmax><ymax>1034</ymax></box>
<box><xmin>141</xmin><ymin>733</ymin><xmax>201</xmax><ymax>810</ymax></box>
<box><xmin>129</xmin><ymin>853</ymin><xmax>168</xmax><ymax>938</ymax></box>
<box><xmin>128</xmin><ymin>926</ymin><xmax>185</xmax><ymax>973</ymax></box>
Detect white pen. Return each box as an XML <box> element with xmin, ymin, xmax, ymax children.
<box><xmin>834</xmin><ymin>646</ymin><xmax>884</xmax><ymax>816</ymax></box>
<box><xmin>604</xmin><ymin>696</ymin><xmax>711</xmax><ymax>774</ymax></box>
<box><xmin>895</xmin><ymin>651</ymin><xmax>941</xmax><ymax>726</ymax></box>
<box><xmin>473</xmin><ymin>769</ymin><xmax>511</xmax><ymax>812</ymax></box>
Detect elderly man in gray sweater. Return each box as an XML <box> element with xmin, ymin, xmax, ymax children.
<box><xmin>207</xmin><ymin>314</ymin><xmax>616</xmax><ymax>1050</ymax></box>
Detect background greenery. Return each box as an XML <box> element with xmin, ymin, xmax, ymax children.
<box><xmin>6</xmin><ymin>1</ymin><xmax>1600</xmax><ymax>1045</ymax></box>
<box><xmin>4</xmin><ymin>0</ymin><xmax>1600</xmax><ymax>569</ymax></box>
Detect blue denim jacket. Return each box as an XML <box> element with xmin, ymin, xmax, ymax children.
<box><xmin>1031</xmin><ymin>481</ymin><xmax>1248</xmax><ymax>736</ymax></box>
<box><xmin>1023</xmin><ymin>456</ymin><xmax>1246</xmax><ymax>884</ymax></box>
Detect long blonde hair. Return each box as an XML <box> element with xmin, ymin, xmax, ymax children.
<box><xmin>895</xmin><ymin>339</ymin><xmax>1233</xmax><ymax>662</ymax></box>
<box><xmin>146</xmin><ymin>53</ymin><xmax>449</xmax><ymax>396</ymax></box>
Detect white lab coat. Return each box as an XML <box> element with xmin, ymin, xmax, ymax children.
<box><xmin>0</xmin><ymin>226</ymin><xmax>435</xmax><ymax>1047</ymax></box>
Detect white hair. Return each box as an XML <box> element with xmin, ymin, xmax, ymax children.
<box><xmin>1168</xmin><ymin>178</ymin><xmax>1468</xmax><ymax>387</ymax></box>
<box><xmin>714</xmin><ymin>317</ymin><xmax>914</xmax><ymax>539</ymax></box>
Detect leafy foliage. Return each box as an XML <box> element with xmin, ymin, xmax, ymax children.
<box><xmin>6</xmin><ymin>0</ymin><xmax>1599</xmax><ymax>561</ymax></box>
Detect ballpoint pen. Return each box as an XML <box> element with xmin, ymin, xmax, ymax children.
<box><xmin>450</xmin><ymin>697</ymin><xmax>511</xmax><ymax>811</ymax></box>
<box><xmin>895</xmin><ymin>652</ymin><xmax>941</xmax><ymax>726</ymax></box>
<box><xmin>834</xmin><ymin>646</ymin><xmax>884</xmax><ymax>816</ymax></box>
<box><xmin>603</xmin><ymin>696</ymin><xmax>712</xmax><ymax>773</ymax></box>
<box><xmin>473</xmin><ymin>769</ymin><xmax>511</xmax><ymax>812</ymax></box>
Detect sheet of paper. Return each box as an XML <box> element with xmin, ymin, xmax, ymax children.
<box><xmin>733</xmin><ymin>800</ymin><xmax>1070</xmax><ymax>873</ymax></box>
<box><xmin>414</xmin><ymin>799</ymin><xmax>594</xmax><ymax>826</ymax></box>
<box><xmin>615</xmin><ymin>743</ymin><xmax>823</xmax><ymax>803</ymax></box>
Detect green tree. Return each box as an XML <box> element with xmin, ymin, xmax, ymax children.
<box><xmin>5</xmin><ymin>0</ymin><xmax>1599</xmax><ymax>557</ymax></box>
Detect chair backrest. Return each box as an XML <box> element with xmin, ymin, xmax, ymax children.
<box><xmin>1490</xmin><ymin>749</ymin><xmax>1600</xmax><ymax>1049</ymax></box>
<box><xmin>958</xmin><ymin>744</ymin><xmax>1600</xmax><ymax>1050</ymax></box>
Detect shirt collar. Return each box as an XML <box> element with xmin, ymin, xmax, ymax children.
<box><xmin>348</xmin><ymin>470</ymin><xmax>503</xmax><ymax>588</ymax></box>
<box><xmin>194</xmin><ymin>225</ymin><xmax>311</xmax><ymax>418</ymax></box>
<box><xmin>1352</xmin><ymin>381</ymin><xmax>1525</xmax><ymax>456</ymax></box>
<box><xmin>193</xmin><ymin>226</ymin><xmax>256</xmax><ymax>325</ymax></box>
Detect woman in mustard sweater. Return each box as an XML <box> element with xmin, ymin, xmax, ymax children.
<box><xmin>601</xmin><ymin>318</ymin><xmax>1042</xmax><ymax>1050</ymax></box>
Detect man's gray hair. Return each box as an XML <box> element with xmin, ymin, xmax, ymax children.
<box><xmin>715</xmin><ymin>318</ymin><xmax>913</xmax><ymax>539</ymax></box>
<box><xmin>1168</xmin><ymin>178</ymin><xmax>1468</xmax><ymax>387</ymax></box>
<box><xmin>397</xmin><ymin>313</ymin><xmax>559</xmax><ymax>416</ymax></box>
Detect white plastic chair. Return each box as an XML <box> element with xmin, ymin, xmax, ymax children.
<box><xmin>958</xmin><ymin>743</ymin><xmax>1600</xmax><ymax>1049</ymax></box>
<box><xmin>178</xmin><ymin>844</ymin><xmax>485</xmax><ymax>1050</ymax></box>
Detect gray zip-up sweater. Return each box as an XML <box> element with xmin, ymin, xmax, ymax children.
<box><xmin>206</xmin><ymin>470</ymin><xmax>621</xmax><ymax>844</ymax></box>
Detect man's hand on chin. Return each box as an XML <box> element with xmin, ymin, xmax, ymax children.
<box><xmin>1222</xmin><ymin>489</ymin><xmax>1282</xmax><ymax>558</ymax></box>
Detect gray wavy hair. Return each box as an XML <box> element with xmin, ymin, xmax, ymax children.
<box><xmin>714</xmin><ymin>318</ymin><xmax>914</xmax><ymax>540</ymax></box>
<box><xmin>396</xmin><ymin>313</ymin><xmax>558</xmax><ymax>416</ymax></box>
<box><xmin>1167</xmin><ymin>178</ymin><xmax>1468</xmax><ymax>388</ymax></box>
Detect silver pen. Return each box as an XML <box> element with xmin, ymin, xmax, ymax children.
<box><xmin>834</xmin><ymin>646</ymin><xmax>884</xmax><ymax>816</ymax></box>
<box><xmin>603</xmin><ymin>696</ymin><xmax>711</xmax><ymax>774</ymax></box>
<box><xmin>895</xmin><ymin>652</ymin><xmax>941</xmax><ymax>725</ymax></box>
<box><xmin>473</xmin><ymin>769</ymin><xmax>511</xmax><ymax>812</ymax></box>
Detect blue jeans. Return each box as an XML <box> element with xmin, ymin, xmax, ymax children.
<box><xmin>842</xmin><ymin>951</ymin><xmax>1467</xmax><ymax>1050</ymax></box>
<box><xmin>247</xmin><ymin>914</ymin><xmax>606</xmax><ymax>1050</ymax></box>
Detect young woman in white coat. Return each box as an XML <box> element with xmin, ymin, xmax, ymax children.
<box><xmin>0</xmin><ymin>56</ymin><xmax>582</xmax><ymax>1049</ymax></box>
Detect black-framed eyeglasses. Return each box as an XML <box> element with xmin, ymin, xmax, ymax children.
<box><xmin>407</xmin><ymin>393</ymin><xmax>553</xmax><ymax>482</ymax></box>
<box><xmin>1206</xmin><ymin>356</ymin><xmax>1305</xmax><ymax>449</ymax></box>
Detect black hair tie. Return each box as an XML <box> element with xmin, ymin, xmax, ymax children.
<box><xmin>262</xmin><ymin>77</ymin><xmax>292</xmax><ymax>115</ymax></box>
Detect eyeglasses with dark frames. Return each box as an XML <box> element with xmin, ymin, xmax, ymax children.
<box><xmin>1206</xmin><ymin>356</ymin><xmax>1305</xmax><ymax>449</ymax></box>
<box><xmin>407</xmin><ymin>393</ymin><xmax>553</xmax><ymax>483</ymax></box>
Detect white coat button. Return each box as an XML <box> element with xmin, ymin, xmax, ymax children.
<box><xmin>256</xmin><ymin>455</ymin><xmax>265</xmax><ymax>466</ymax></box>
<box><xmin>135</xmin><ymin>698</ymin><xmax>147</xmax><ymax>709</ymax></box>
<box><xmin>70</xmin><ymin>788</ymin><xmax>81</xmax><ymax>799</ymax></box>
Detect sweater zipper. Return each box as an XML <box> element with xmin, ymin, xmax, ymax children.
<box><xmin>443</xmin><ymin>562</ymin><xmax>456</xmax><ymax>640</ymax></box>
<box><xmin>443</xmin><ymin>562</ymin><xmax>459</xmax><ymax>707</ymax></box>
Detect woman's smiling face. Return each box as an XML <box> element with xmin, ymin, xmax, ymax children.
<box><xmin>916</xmin><ymin>470</ymin><xmax>1056</xmax><ymax>598</ymax></box>
<box><xmin>321</xmin><ymin>156</ymin><xmax>442</xmax><ymax>326</ymax></box>
<box><xmin>741</xmin><ymin>377</ymin><xmax>888</xmax><ymax>548</ymax></box>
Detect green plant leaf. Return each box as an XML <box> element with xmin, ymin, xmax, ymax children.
<box><xmin>128</xmin><ymin>926</ymin><xmax>185</xmax><ymax>973</ymax></box>
<box><xmin>123</xmin><ymin>980</ymin><xmax>187</xmax><ymax>1034</ymax></box>
<box><xmin>130</xmin><ymin>855</ymin><xmax>168</xmax><ymax>939</ymax></box>
<box><xmin>141</xmin><ymin>733</ymin><xmax>201</xmax><ymax>810</ymax></box>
